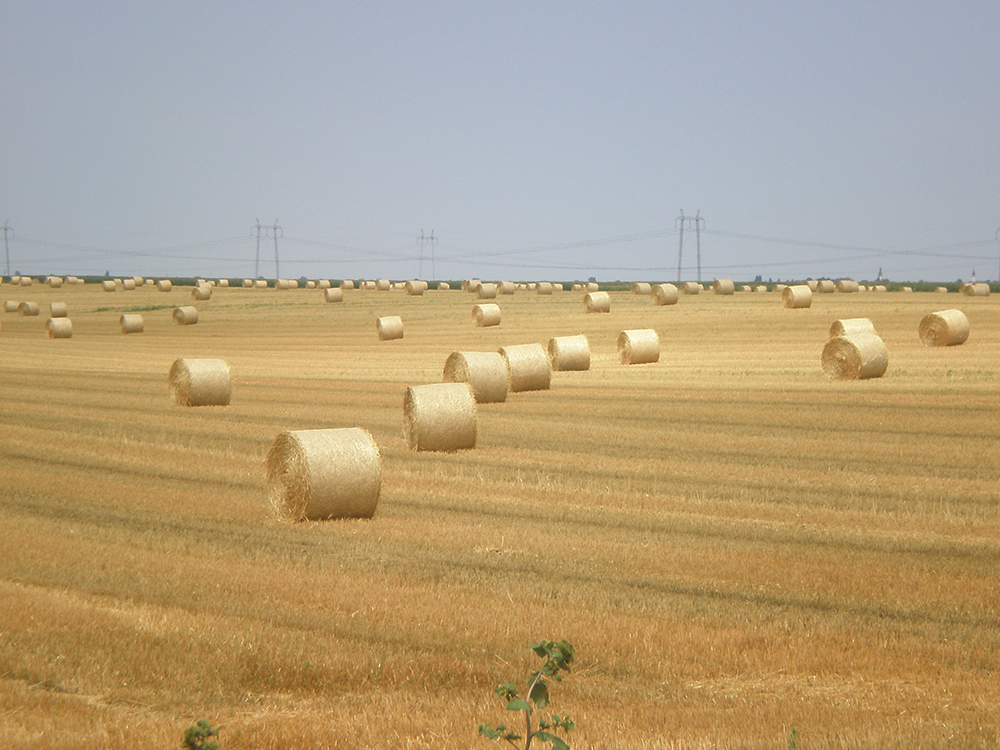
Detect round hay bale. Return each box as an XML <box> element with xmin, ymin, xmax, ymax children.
<box><xmin>120</xmin><ymin>313</ymin><xmax>144</xmax><ymax>334</ymax></box>
<box><xmin>632</xmin><ymin>282</ymin><xmax>652</xmax><ymax>295</ymax></box>
<box><xmin>172</xmin><ymin>306</ymin><xmax>199</xmax><ymax>325</ymax></box>
<box><xmin>49</xmin><ymin>302</ymin><xmax>68</xmax><ymax>318</ymax></box>
<box><xmin>101</xmin><ymin>280</ymin><xmax>117</xmax><ymax>292</ymax></box>
<box><xmin>713</xmin><ymin>279</ymin><xmax>735</xmax><ymax>295</ymax></box>
<box><xmin>191</xmin><ymin>284</ymin><xmax>212</xmax><ymax>301</ymax></box>
<box><xmin>477</xmin><ymin>283</ymin><xmax>498</xmax><ymax>299</ymax></box>
<box><xmin>497</xmin><ymin>281</ymin><xmax>516</xmax><ymax>295</ymax></box>
<box><xmin>404</xmin><ymin>382</ymin><xmax>476</xmax><ymax>452</ymax></box>
<box><xmin>341</xmin><ymin>279</ymin><xmax>355</xmax><ymax>290</ymax></box>
<box><xmin>122</xmin><ymin>278</ymin><xmax>136</xmax><ymax>291</ymax></box>
<box><xmin>242</xmin><ymin>278</ymin><xmax>253</xmax><ymax>288</ymax></box>
<box><xmin>275</xmin><ymin>279</ymin><xmax>289</xmax><ymax>290</ymax></box>
<box><xmin>143</xmin><ymin>278</ymin><xmax>153</xmax><ymax>286</ymax></box>
<box><xmin>536</xmin><ymin>282</ymin><xmax>553</xmax><ymax>295</ymax></box>
<box><xmin>652</xmin><ymin>283</ymin><xmax>679</xmax><ymax>306</ymax></box>
<box><xmin>571</xmin><ymin>283</ymin><xmax>582</xmax><ymax>291</ymax></box>
<box><xmin>873</xmin><ymin>285</ymin><xmax>888</xmax><ymax>293</ymax></box>
<box><xmin>935</xmin><ymin>286</ymin><xmax>948</xmax><ymax>293</ymax></box>
<box><xmin>218</xmin><ymin>279</ymin><xmax>229</xmax><ymax>288</ymax></box>
<box><xmin>19</xmin><ymin>277</ymin><xmax>32</xmax><ymax>287</ymax></box>
<box><xmin>168</xmin><ymin>358</ymin><xmax>231</xmax><ymax>406</ymax></box>
<box><xmin>288</xmin><ymin>279</ymin><xmax>299</xmax><ymax>289</ymax></box>
<box><xmin>18</xmin><ymin>301</ymin><xmax>39</xmax><ymax>316</ymax></box>
<box><xmin>585</xmin><ymin>281</ymin><xmax>599</xmax><ymax>292</ymax></box>
<box><xmin>901</xmin><ymin>286</ymin><xmax>913</xmax><ymax>293</ymax></box>
<box><xmin>804</xmin><ymin>279</ymin><xmax>819</xmax><ymax>292</ymax></box>
<box><xmin>404</xmin><ymin>280</ymin><xmax>425</xmax><ymax>296</ymax></box>
<box><xmin>680</xmin><ymin>281</ymin><xmax>701</xmax><ymax>295</ymax></box>
<box><xmin>829</xmin><ymin>318</ymin><xmax>876</xmax><ymax>338</ymax></box>
<box><xmin>782</xmin><ymin>285</ymin><xmax>812</xmax><ymax>309</ymax></box>
<box><xmin>836</xmin><ymin>279</ymin><xmax>859</xmax><ymax>293</ymax></box>
<box><xmin>46</xmin><ymin>318</ymin><xmax>72</xmax><ymax>338</ymax></box>
<box><xmin>584</xmin><ymin>290</ymin><xmax>611</xmax><ymax>313</ymax></box>
<box><xmin>317</xmin><ymin>279</ymin><xmax>331</xmax><ymax>289</ymax></box>
<box><xmin>376</xmin><ymin>279</ymin><xmax>391</xmax><ymax>291</ymax></box>
<box><xmin>499</xmin><ymin>343</ymin><xmax>551</xmax><ymax>392</ymax></box>
<box><xmin>775</xmin><ymin>284</ymin><xmax>787</xmax><ymax>293</ymax></box>
<box><xmin>3</xmin><ymin>300</ymin><xmax>19</xmax><ymax>313</ymax></box>
<box><xmin>437</xmin><ymin>282</ymin><xmax>450</xmax><ymax>291</ymax></box>
<box><xmin>443</xmin><ymin>351</ymin><xmax>508</xmax><ymax>403</ymax></box>
<box><xmin>822</xmin><ymin>333</ymin><xmax>888</xmax><ymax>380</ymax></box>
<box><xmin>548</xmin><ymin>334</ymin><xmax>590</xmax><ymax>371</ymax></box>
<box><xmin>46</xmin><ymin>276</ymin><xmax>63</xmax><ymax>288</ymax></box>
<box><xmin>305</xmin><ymin>280</ymin><xmax>316</xmax><ymax>289</ymax></box>
<box><xmin>472</xmin><ymin>302</ymin><xmax>501</xmax><ymax>327</ymax></box>
<box><xmin>919</xmin><ymin>309</ymin><xmax>969</xmax><ymax>347</ymax></box>
<box><xmin>754</xmin><ymin>285</ymin><xmax>768</xmax><ymax>293</ymax></box>
<box><xmin>740</xmin><ymin>284</ymin><xmax>753</xmax><ymax>292</ymax></box>
<box><xmin>963</xmin><ymin>283</ymin><xmax>990</xmax><ymax>297</ymax></box>
<box><xmin>254</xmin><ymin>279</ymin><xmax>268</xmax><ymax>289</ymax></box>
<box><xmin>266</xmin><ymin>428</ymin><xmax>380</xmax><ymax>521</ymax></box>
<box><xmin>9</xmin><ymin>276</ymin><xmax>19</xmax><ymax>284</ymax></box>
<box><xmin>157</xmin><ymin>279</ymin><xmax>172</xmax><ymax>292</ymax></box>
<box><xmin>816</xmin><ymin>279</ymin><xmax>835</xmax><ymax>293</ymax></box>
<box><xmin>324</xmin><ymin>287</ymin><xmax>343</xmax><ymax>303</ymax></box>
<box><xmin>376</xmin><ymin>315</ymin><xmax>403</xmax><ymax>341</ymax></box>
<box><xmin>618</xmin><ymin>329</ymin><xmax>659</xmax><ymax>365</ymax></box>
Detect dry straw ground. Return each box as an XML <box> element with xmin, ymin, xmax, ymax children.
<box><xmin>0</xmin><ymin>282</ymin><xmax>998</xmax><ymax>749</ymax></box>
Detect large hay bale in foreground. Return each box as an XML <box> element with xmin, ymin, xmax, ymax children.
<box><xmin>782</xmin><ymin>285</ymin><xmax>812</xmax><ymax>309</ymax></box>
<box><xmin>963</xmin><ymin>283</ymin><xmax>990</xmax><ymax>297</ymax></box>
<box><xmin>157</xmin><ymin>279</ymin><xmax>172</xmax><ymax>292</ymax></box>
<box><xmin>652</xmin><ymin>283</ymin><xmax>679</xmax><ymax>306</ymax></box>
<box><xmin>46</xmin><ymin>318</ymin><xmax>72</xmax><ymax>339</ymax></box>
<box><xmin>499</xmin><ymin>343</ymin><xmax>551</xmax><ymax>392</ymax></box>
<box><xmin>324</xmin><ymin>287</ymin><xmax>343</xmax><ymax>303</ymax></box>
<box><xmin>713</xmin><ymin>279</ymin><xmax>735</xmax><ymax>295</ymax></box>
<box><xmin>822</xmin><ymin>333</ymin><xmax>888</xmax><ymax>380</ymax></box>
<box><xmin>443</xmin><ymin>351</ymin><xmax>508</xmax><ymax>403</ymax></box>
<box><xmin>632</xmin><ymin>282</ymin><xmax>652</xmax><ymax>295</ymax></box>
<box><xmin>829</xmin><ymin>318</ymin><xmax>875</xmax><ymax>338</ymax></box>
<box><xmin>919</xmin><ymin>309</ymin><xmax>969</xmax><ymax>347</ymax></box>
<box><xmin>120</xmin><ymin>313</ymin><xmax>144</xmax><ymax>334</ymax></box>
<box><xmin>404</xmin><ymin>382</ymin><xmax>477</xmax><ymax>452</ymax></box>
<box><xmin>191</xmin><ymin>284</ymin><xmax>212</xmax><ymax>301</ymax></box>
<box><xmin>548</xmin><ymin>334</ymin><xmax>590</xmax><ymax>371</ymax></box>
<box><xmin>172</xmin><ymin>306</ymin><xmax>199</xmax><ymax>325</ymax></box>
<box><xmin>477</xmin><ymin>283</ymin><xmax>498</xmax><ymax>299</ymax></box>
<box><xmin>49</xmin><ymin>302</ymin><xmax>68</xmax><ymax>318</ymax></box>
<box><xmin>18</xmin><ymin>301</ymin><xmax>39</xmax><ymax>316</ymax></box>
<box><xmin>168</xmin><ymin>358</ymin><xmax>231</xmax><ymax>406</ymax></box>
<box><xmin>584</xmin><ymin>291</ymin><xmax>611</xmax><ymax>313</ymax></box>
<box><xmin>377</xmin><ymin>315</ymin><xmax>404</xmax><ymax>340</ymax></box>
<box><xmin>266</xmin><ymin>428</ymin><xmax>380</xmax><ymax>521</ymax></box>
<box><xmin>618</xmin><ymin>329</ymin><xmax>660</xmax><ymax>365</ymax></box>
<box><xmin>472</xmin><ymin>303</ymin><xmax>501</xmax><ymax>327</ymax></box>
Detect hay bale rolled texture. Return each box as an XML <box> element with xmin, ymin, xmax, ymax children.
<box><xmin>168</xmin><ymin>358</ymin><xmax>231</xmax><ymax>406</ymax></box>
<box><xmin>324</xmin><ymin>287</ymin><xmax>343</xmax><ymax>303</ymax></box>
<box><xmin>713</xmin><ymin>279</ymin><xmax>735</xmax><ymax>295</ymax></box>
<box><xmin>341</xmin><ymin>279</ymin><xmax>355</xmax><ymax>290</ymax></box>
<box><xmin>754</xmin><ymin>285</ymin><xmax>768</xmax><ymax>293</ymax></box>
<box><xmin>963</xmin><ymin>283</ymin><xmax>990</xmax><ymax>297</ymax></box>
<box><xmin>874</xmin><ymin>285</ymin><xmax>887</xmax><ymax>293</ymax></box>
<box><xmin>120</xmin><ymin>313</ymin><xmax>144</xmax><ymax>333</ymax></box>
<box><xmin>101</xmin><ymin>280</ymin><xmax>116</xmax><ymax>292</ymax></box>
<box><xmin>122</xmin><ymin>278</ymin><xmax>136</xmax><ymax>291</ymax></box>
<box><xmin>242</xmin><ymin>278</ymin><xmax>253</xmax><ymax>288</ymax></box>
<box><xmin>632</xmin><ymin>282</ymin><xmax>652</xmax><ymax>295</ymax></box>
<box><xmin>3</xmin><ymin>300</ymin><xmax>18</xmax><ymax>313</ymax></box>
<box><xmin>822</xmin><ymin>333</ymin><xmax>888</xmax><ymax>380</ymax></box>
<box><xmin>498</xmin><ymin>281</ymin><xmax>516</xmax><ymax>295</ymax></box>
<box><xmin>680</xmin><ymin>281</ymin><xmax>701</xmax><ymax>295</ymax></box>
<box><xmin>254</xmin><ymin>279</ymin><xmax>268</xmax><ymax>289</ymax></box>
<box><xmin>935</xmin><ymin>286</ymin><xmax>948</xmax><ymax>293</ymax></box>
<box><xmin>404</xmin><ymin>280</ymin><xmax>425</xmax><ymax>296</ymax></box>
<box><xmin>584</xmin><ymin>291</ymin><xmax>611</xmax><ymax>313</ymax></box>
<box><xmin>476</xmin><ymin>283</ymin><xmax>498</xmax><ymax>299</ymax></box>
<box><xmin>652</xmin><ymin>283</ymin><xmax>679</xmax><ymax>306</ymax></box>
<box><xmin>157</xmin><ymin>279</ymin><xmax>172</xmax><ymax>292</ymax></box>
<box><xmin>49</xmin><ymin>302</ymin><xmax>68</xmax><ymax>318</ymax></box>
<box><xmin>472</xmin><ymin>303</ymin><xmax>501</xmax><ymax>327</ymax></box>
<box><xmin>536</xmin><ymin>282</ymin><xmax>553</xmax><ymax>295</ymax></box>
<box><xmin>829</xmin><ymin>318</ymin><xmax>875</xmax><ymax>338</ymax></box>
<box><xmin>191</xmin><ymin>284</ymin><xmax>212</xmax><ymax>301</ymax></box>
<box><xmin>218</xmin><ymin>279</ymin><xmax>229</xmax><ymax>287</ymax></box>
<box><xmin>499</xmin><ymin>343</ymin><xmax>551</xmax><ymax>392</ymax></box>
<box><xmin>376</xmin><ymin>279</ymin><xmax>391</xmax><ymax>291</ymax></box>
<box><xmin>585</xmin><ymin>282</ymin><xmax>599</xmax><ymax>292</ymax></box>
<box><xmin>836</xmin><ymin>279</ymin><xmax>859</xmax><ymax>293</ymax></box>
<box><xmin>782</xmin><ymin>285</ymin><xmax>812</xmax><ymax>309</ymax></box>
<box><xmin>46</xmin><ymin>276</ymin><xmax>63</xmax><ymax>288</ymax></box>
<box><xmin>919</xmin><ymin>309</ymin><xmax>969</xmax><ymax>347</ymax></box>
<box><xmin>403</xmin><ymin>382</ymin><xmax>477</xmax><ymax>451</ymax></box>
<box><xmin>548</xmin><ymin>334</ymin><xmax>590</xmax><ymax>371</ymax></box>
<box><xmin>173</xmin><ymin>306</ymin><xmax>199</xmax><ymax>325</ymax></box>
<box><xmin>741</xmin><ymin>284</ymin><xmax>753</xmax><ymax>292</ymax></box>
<box><xmin>266</xmin><ymin>428</ymin><xmax>381</xmax><ymax>521</ymax></box>
<box><xmin>617</xmin><ymin>329</ymin><xmax>660</xmax><ymax>365</ymax></box>
<box><xmin>437</xmin><ymin>282</ymin><xmax>450</xmax><ymax>291</ymax></box>
<box><xmin>305</xmin><ymin>280</ymin><xmax>316</xmax><ymax>289</ymax></box>
<box><xmin>46</xmin><ymin>318</ymin><xmax>72</xmax><ymax>338</ymax></box>
<box><xmin>18</xmin><ymin>301</ymin><xmax>39</xmax><ymax>316</ymax></box>
<box><xmin>19</xmin><ymin>277</ymin><xmax>32</xmax><ymax>287</ymax></box>
<box><xmin>317</xmin><ymin>279</ymin><xmax>331</xmax><ymax>289</ymax></box>
<box><xmin>443</xmin><ymin>351</ymin><xmax>508</xmax><ymax>403</ymax></box>
<box><xmin>816</xmin><ymin>279</ymin><xmax>835</xmax><ymax>293</ymax></box>
<box><xmin>377</xmin><ymin>315</ymin><xmax>403</xmax><ymax>340</ymax></box>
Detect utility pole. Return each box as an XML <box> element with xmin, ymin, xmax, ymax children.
<box><xmin>2</xmin><ymin>220</ymin><xmax>11</xmax><ymax>277</ymax></box>
<box><xmin>694</xmin><ymin>210</ymin><xmax>704</xmax><ymax>283</ymax></box>
<box><xmin>252</xmin><ymin>218</ymin><xmax>282</xmax><ymax>278</ymax></box>
<box><xmin>675</xmin><ymin>210</ymin><xmax>685</xmax><ymax>283</ymax></box>
<box><xmin>675</xmin><ymin>210</ymin><xmax>705</xmax><ymax>282</ymax></box>
<box><xmin>418</xmin><ymin>229</ymin><xmax>436</xmax><ymax>280</ymax></box>
<box><xmin>996</xmin><ymin>227</ymin><xmax>999</xmax><ymax>282</ymax></box>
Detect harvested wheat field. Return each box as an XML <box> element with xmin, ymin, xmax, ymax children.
<box><xmin>0</xmin><ymin>281</ymin><xmax>998</xmax><ymax>749</ymax></box>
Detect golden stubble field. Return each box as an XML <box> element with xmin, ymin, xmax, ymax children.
<box><xmin>0</xmin><ymin>280</ymin><xmax>997</xmax><ymax>749</ymax></box>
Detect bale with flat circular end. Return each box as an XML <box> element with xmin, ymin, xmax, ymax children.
<box><xmin>19</xmin><ymin>277</ymin><xmax>32</xmax><ymax>287</ymax></box>
<box><xmin>101</xmin><ymin>280</ymin><xmax>116</xmax><ymax>292</ymax></box>
<box><xmin>120</xmin><ymin>313</ymin><xmax>144</xmax><ymax>334</ymax></box>
<box><xmin>316</xmin><ymin>279</ymin><xmax>331</xmax><ymax>289</ymax></box>
<box><xmin>377</xmin><ymin>315</ymin><xmax>403</xmax><ymax>341</ymax></box>
<box><xmin>499</xmin><ymin>343</ymin><xmax>551</xmax><ymax>392</ymax></box>
<box><xmin>618</xmin><ymin>329</ymin><xmax>659</xmax><ymax>365</ymax></box>
<box><xmin>815</xmin><ymin>279</ymin><xmax>835</xmax><ymax>293</ymax></box>
<box><xmin>443</xmin><ymin>351</ymin><xmax>508</xmax><ymax>403</ymax></box>
<box><xmin>375</xmin><ymin>279</ymin><xmax>390</xmax><ymax>291</ymax></box>
<box><xmin>536</xmin><ymin>282</ymin><xmax>553</xmax><ymax>295</ymax></box>
<box><xmin>49</xmin><ymin>302</ymin><xmax>68</xmax><ymax>318</ymax></box>
<box><xmin>404</xmin><ymin>382</ymin><xmax>476</xmax><ymax>452</ymax></box>
<box><xmin>191</xmin><ymin>284</ymin><xmax>212</xmax><ymax>301</ymax></box>
<box><xmin>168</xmin><ymin>358</ymin><xmax>230</xmax><ymax>406</ymax></box>
<box><xmin>173</xmin><ymin>306</ymin><xmax>199</xmax><ymax>325</ymax></box>
<box><xmin>157</xmin><ymin>279</ymin><xmax>172</xmax><ymax>292</ymax></box>
<box><xmin>836</xmin><ymin>279</ymin><xmax>859</xmax><ymax>293</ymax></box>
<box><xmin>632</xmin><ymin>282</ymin><xmax>652</xmax><ymax>295</ymax></box>
<box><xmin>874</xmin><ymin>285</ymin><xmax>888</xmax><ymax>293</ymax></box>
<box><xmin>548</xmin><ymin>334</ymin><xmax>590</xmax><ymax>371</ymax></box>
<box><xmin>829</xmin><ymin>318</ymin><xmax>875</xmax><ymax>338</ymax></box>
<box><xmin>782</xmin><ymin>285</ymin><xmax>812</xmax><ymax>309</ymax></box>
<box><xmin>218</xmin><ymin>279</ymin><xmax>229</xmax><ymax>288</ymax></box>
<box><xmin>585</xmin><ymin>282</ymin><xmax>599</xmax><ymax>292</ymax></box>
<box><xmin>46</xmin><ymin>318</ymin><xmax>72</xmax><ymax>338</ymax></box>
<box><xmin>822</xmin><ymin>333</ymin><xmax>888</xmax><ymax>380</ymax></box>
<box><xmin>498</xmin><ymin>281</ymin><xmax>516</xmax><ymax>295</ymax></box>
<box><xmin>242</xmin><ymin>279</ymin><xmax>253</xmax><ymax>288</ymax></box>
<box><xmin>679</xmin><ymin>281</ymin><xmax>700</xmax><ymax>295</ymax></box>
<box><xmin>474</xmin><ymin>283</ymin><xmax>497</xmax><ymax>300</ymax></box>
<box><xmin>324</xmin><ymin>287</ymin><xmax>343</xmax><ymax>303</ymax></box>
<box><xmin>584</xmin><ymin>291</ymin><xmax>611</xmax><ymax>313</ymax></box>
<box><xmin>652</xmin><ymin>283</ymin><xmax>679</xmax><ymax>306</ymax></box>
<box><xmin>472</xmin><ymin>303</ymin><xmax>501</xmax><ymax>327</ymax></box>
<box><xmin>18</xmin><ymin>301</ymin><xmax>39</xmax><ymax>316</ymax></box>
<box><xmin>935</xmin><ymin>286</ymin><xmax>948</xmax><ymax>293</ymax></box>
<box><xmin>3</xmin><ymin>300</ymin><xmax>18</xmax><ymax>313</ymax></box>
<box><xmin>741</xmin><ymin>284</ymin><xmax>752</xmax><ymax>292</ymax></box>
<box><xmin>963</xmin><ymin>283</ymin><xmax>990</xmax><ymax>297</ymax></box>
<box><xmin>340</xmin><ymin>279</ymin><xmax>354</xmax><ymax>290</ymax></box>
<box><xmin>437</xmin><ymin>282</ymin><xmax>450</xmax><ymax>291</ymax></box>
<box><xmin>254</xmin><ymin>279</ymin><xmax>268</xmax><ymax>289</ymax></box>
<box><xmin>713</xmin><ymin>279</ymin><xmax>735</xmax><ymax>295</ymax></box>
<box><xmin>47</xmin><ymin>276</ymin><xmax>63</xmax><ymax>288</ymax></box>
<box><xmin>122</xmin><ymin>278</ymin><xmax>136</xmax><ymax>291</ymax></box>
<box><xmin>919</xmin><ymin>309</ymin><xmax>969</xmax><ymax>347</ymax></box>
<box><xmin>404</xmin><ymin>280</ymin><xmax>425</xmax><ymax>296</ymax></box>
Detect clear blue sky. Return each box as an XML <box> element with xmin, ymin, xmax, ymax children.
<box><xmin>2</xmin><ymin>1</ymin><xmax>999</xmax><ymax>282</ymax></box>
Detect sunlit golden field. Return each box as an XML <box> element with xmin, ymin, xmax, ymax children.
<box><xmin>1</xmin><ymin>280</ymin><xmax>998</xmax><ymax>749</ymax></box>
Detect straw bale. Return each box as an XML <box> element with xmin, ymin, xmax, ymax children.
<box><xmin>874</xmin><ymin>285</ymin><xmax>888</xmax><ymax>293</ymax></box>
<box><xmin>266</xmin><ymin>428</ymin><xmax>381</xmax><ymax>521</ymax></box>
<box><xmin>816</xmin><ymin>279</ymin><xmax>835</xmax><ymax>293</ymax></box>
<box><xmin>652</xmin><ymin>283</ymin><xmax>679</xmax><ymax>306</ymax></box>
<box><xmin>157</xmin><ymin>279</ymin><xmax>172</xmax><ymax>292</ymax></box>
<box><xmin>102</xmin><ymin>280</ymin><xmax>117</xmax><ymax>291</ymax></box>
<box><xmin>901</xmin><ymin>286</ymin><xmax>913</xmax><ymax>293</ymax></box>
<box><xmin>218</xmin><ymin>279</ymin><xmax>229</xmax><ymax>287</ymax></box>
<box><xmin>168</xmin><ymin>358</ymin><xmax>231</xmax><ymax>406</ymax></box>
<box><xmin>585</xmin><ymin>282</ymin><xmax>599</xmax><ymax>292</ymax></box>
<box><xmin>963</xmin><ymin>283</ymin><xmax>989</xmax><ymax>297</ymax></box>
<box><xmin>341</xmin><ymin>280</ymin><xmax>355</xmax><ymax>290</ymax></box>
<box><xmin>305</xmin><ymin>280</ymin><xmax>316</xmax><ymax>289</ymax></box>
<box><xmin>618</xmin><ymin>329</ymin><xmax>659</xmax><ymax>365</ymax></box>
<box><xmin>438</xmin><ymin>282</ymin><xmax>450</xmax><ymax>291</ymax></box>
<box><xmin>741</xmin><ymin>284</ymin><xmax>752</xmax><ymax>292</ymax></box>
<box><xmin>289</xmin><ymin>279</ymin><xmax>299</xmax><ymax>289</ymax></box>
<box><xmin>19</xmin><ymin>277</ymin><xmax>32</xmax><ymax>287</ymax></box>
<box><xmin>46</xmin><ymin>276</ymin><xmax>63</xmax><ymax>288</ymax></box>
<box><xmin>775</xmin><ymin>284</ymin><xmax>787</xmax><ymax>293</ymax></box>
<box><xmin>405</xmin><ymin>280</ymin><xmax>425</xmax><ymax>295</ymax></box>
<box><xmin>120</xmin><ymin>313</ymin><xmax>144</xmax><ymax>334</ymax></box>
<box><xmin>713</xmin><ymin>279</ymin><xmax>735</xmax><ymax>295</ymax></box>
<box><xmin>18</xmin><ymin>301</ymin><xmax>39</xmax><ymax>316</ymax></box>
<box><xmin>805</xmin><ymin>279</ymin><xmax>819</xmax><ymax>292</ymax></box>
<box><xmin>584</xmin><ymin>291</ymin><xmax>611</xmax><ymax>313</ymax></box>
<box><xmin>377</xmin><ymin>315</ymin><xmax>404</xmax><ymax>341</ymax></box>
<box><xmin>363</xmin><ymin>280</ymin><xmax>377</xmax><ymax>290</ymax></box>
<box><xmin>376</xmin><ymin>279</ymin><xmax>391</xmax><ymax>291</ymax></box>
<box><xmin>317</xmin><ymin>279</ymin><xmax>331</xmax><ymax>289</ymax></box>
<box><xmin>172</xmin><ymin>306</ymin><xmax>199</xmax><ymax>325</ymax></box>
<box><xmin>680</xmin><ymin>281</ymin><xmax>701</xmax><ymax>295</ymax></box>
<box><xmin>935</xmin><ymin>286</ymin><xmax>948</xmax><ymax>293</ymax></box>
<box><xmin>10</xmin><ymin>276</ymin><xmax>19</xmax><ymax>284</ymax></box>
<box><xmin>754</xmin><ymin>285</ymin><xmax>768</xmax><ymax>293</ymax></box>
<box><xmin>829</xmin><ymin>318</ymin><xmax>875</xmax><ymax>338</ymax></box>
<box><xmin>919</xmin><ymin>309</ymin><xmax>969</xmax><ymax>347</ymax></box>
<box><xmin>548</xmin><ymin>334</ymin><xmax>590</xmax><ymax>371</ymax></box>
<box><xmin>632</xmin><ymin>282</ymin><xmax>652</xmax><ymax>295</ymax></box>
<box><xmin>499</xmin><ymin>343</ymin><xmax>551</xmax><ymax>392</ymax></box>
<box><xmin>243</xmin><ymin>279</ymin><xmax>253</xmax><ymax>287</ymax></box>
<box><xmin>255</xmin><ymin>279</ymin><xmax>268</xmax><ymax>289</ymax></box>
<box><xmin>536</xmin><ymin>282</ymin><xmax>553</xmax><ymax>295</ymax></box>
<box><xmin>836</xmin><ymin>279</ymin><xmax>859</xmax><ymax>293</ymax></box>
<box><xmin>324</xmin><ymin>287</ymin><xmax>343</xmax><ymax>303</ymax></box>
<box><xmin>122</xmin><ymin>278</ymin><xmax>136</xmax><ymax>291</ymax></box>
<box><xmin>49</xmin><ymin>302</ymin><xmax>68</xmax><ymax>318</ymax></box>
<box><xmin>572</xmin><ymin>283</ymin><xmax>582</xmax><ymax>291</ymax></box>
<box><xmin>498</xmin><ymin>281</ymin><xmax>516</xmax><ymax>295</ymax></box>
<box><xmin>276</xmin><ymin>279</ymin><xmax>289</xmax><ymax>290</ymax></box>
<box><xmin>191</xmin><ymin>284</ymin><xmax>212</xmax><ymax>301</ymax></box>
<box><xmin>404</xmin><ymin>382</ymin><xmax>477</xmax><ymax>451</ymax></box>
<box><xmin>822</xmin><ymin>333</ymin><xmax>888</xmax><ymax>380</ymax></box>
<box><xmin>477</xmin><ymin>283</ymin><xmax>498</xmax><ymax>299</ymax></box>
<box><xmin>782</xmin><ymin>285</ymin><xmax>812</xmax><ymax>309</ymax></box>
<box><xmin>46</xmin><ymin>318</ymin><xmax>72</xmax><ymax>338</ymax></box>
<box><xmin>551</xmin><ymin>282</ymin><xmax>564</xmax><ymax>291</ymax></box>
<box><xmin>443</xmin><ymin>351</ymin><xmax>508</xmax><ymax>403</ymax></box>
<box><xmin>3</xmin><ymin>300</ymin><xmax>18</xmax><ymax>313</ymax></box>
<box><xmin>143</xmin><ymin>279</ymin><xmax>153</xmax><ymax>285</ymax></box>
<box><xmin>472</xmin><ymin>303</ymin><xmax>501</xmax><ymax>327</ymax></box>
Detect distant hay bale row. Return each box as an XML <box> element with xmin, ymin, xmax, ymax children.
<box><xmin>584</xmin><ymin>291</ymin><xmax>610</xmax><ymax>313</ymax></box>
<box><xmin>618</xmin><ymin>329</ymin><xmax>659</xmax><ymax>365</ymax></box>
<box><xmin>782</xmin><ymin>285</ymin><xmax>812</xmax><ymax>309</ymax></box>
<box><xmin>472</xmin><ymin>303</ymin><xmax>500</xmax><ymax>327</ymax></box>
<box><xmin>377</xmin><ymin>315</ymin><xmax>403</xmax><ymax>341</ymax></box>
<box><xmin>652</xmin><ymin>283</ymin><xmax>679</xmax><ymax>306</ymax></box>
<box><xmin>404</xmin><ymin>382</ymin><xmax>476</xmax><ymax>451</ymax></box>
<box><xmin>443</xmin><ymin>351</ymin><xmax>508</xmax><ymax>403</ymax></box>
<box><xmin>822</xmin><ymin>333</ymin><xmax>888</xmax><ymax>380</ymax></box>
<box><xmin>548</xmin><ymin>334</ymin><xmax>590</xmax><ymax>371</ymax></box>
<box><xmin>919</xmin><ymin>309</ymin><xmax>969</xmax><ymax>347</ymax></box>
<box><xmin>962</xmin><ymin>283</ymin><xmax>990</xmax><ymax>297</ymax></box>
<box><xmin>168</xmin><ymin>358</ymin><xmax>231</xmax><ymax>406</ymax></box>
